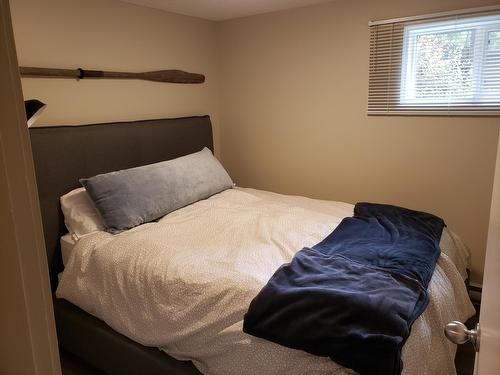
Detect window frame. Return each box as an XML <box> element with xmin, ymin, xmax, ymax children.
<box><xmin>400</xmin><ymin>16</ymin><xmax>500</xmax><ymax>106</ymax></box>
<box><xmin>480</xmin><ymin>27</ymin><xmax>500</xmax><ymax>102</ymax></box>
<box><xmin>367</xmin><ymin>5</ymin><xmax>500</xmax><ymax>116</ymax></box>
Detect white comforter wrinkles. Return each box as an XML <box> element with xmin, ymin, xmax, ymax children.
<box><xmin>57</xmin><ymin>188</ymin><xmax>475</xmax><ymax>375</ymax></box>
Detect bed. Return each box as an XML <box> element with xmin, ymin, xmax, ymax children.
<box><xmin>29</xmin><ymin>116</ymin><xmax>474</xmax><ymax>375</ymax></box>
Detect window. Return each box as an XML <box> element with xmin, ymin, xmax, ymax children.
<box><xmin>368</xmin><ymin>8</ymin><xmax>500</xmax><ymax>115</ymax></box>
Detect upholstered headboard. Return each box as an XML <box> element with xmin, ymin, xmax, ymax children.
<box><xmin>29</xmin><ymin>116</ymin><xmax>214</xmax><ymax>289</ymax></box>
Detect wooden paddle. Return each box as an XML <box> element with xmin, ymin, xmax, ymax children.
<box><xmin>19</xmin><ymin>66</ymin><xmax>205</xmax><ymax>84</ymax></box>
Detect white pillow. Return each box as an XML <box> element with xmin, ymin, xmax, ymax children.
<box><xmin>60</xmin><ymin>187</ymin><xmax>105</xmax><ymax>239</ymax></box>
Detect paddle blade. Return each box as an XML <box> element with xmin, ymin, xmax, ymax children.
<box><xmin>141</xmin><ymin>70</ymin><xmax>205</xmax><ymax>84</ymax></box>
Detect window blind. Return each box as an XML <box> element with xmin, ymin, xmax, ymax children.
<box><xmin>368</xmin><ymin>6</ymin><xmax>500</xmax><ymax>115</ymax></box>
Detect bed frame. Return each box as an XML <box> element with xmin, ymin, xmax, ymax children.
<box><xmin>29</xmin><ymin>116</ymin><xmax>211</xmax><ymax>374</ymax></box>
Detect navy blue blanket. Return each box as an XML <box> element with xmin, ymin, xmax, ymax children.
<box><xmin>243</xmin><ymin>203</ymin><xmax>444</xmax><ymax>375</ymax></box>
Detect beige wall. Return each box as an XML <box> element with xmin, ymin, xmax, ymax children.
<box><xmin>10</xmin><ymin>0</ymin><xmax>500</xmax><ymax>284</ymax></box>
<box><xmin>10</xmin><ymin>0</ymin><xmax>221</xmax><ymax>150</ymax></box>
<box><xmin>218</xmin><ymin>0</ymin><xmax>500</xmax><ymax>283</ymax></box>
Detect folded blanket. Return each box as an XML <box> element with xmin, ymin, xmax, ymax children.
<box><xmin>243</xmin><ymin>203</ymin><xmax>445</xmax><ymax>375</ymax></box>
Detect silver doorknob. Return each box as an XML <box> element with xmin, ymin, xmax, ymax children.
<box><xmin>444</xmin><ymin>321</ymin><xmax>480</xmax><ymax>352</ymax></box>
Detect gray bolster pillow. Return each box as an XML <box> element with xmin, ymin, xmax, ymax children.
<box><xmin>80</xmin><ymin>147</ymin><xmax>233</xmax><ymax>233</ymax></box>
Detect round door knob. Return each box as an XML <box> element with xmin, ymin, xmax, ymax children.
<box><xmin>444</xmin><ymin>321</ymin><xmax>469</xmax><ymax>344</ymax></box>
<box><xmin>444</xmin><ymin>321</ymin><xmax>480</xmax><ymax>351</ymax></box>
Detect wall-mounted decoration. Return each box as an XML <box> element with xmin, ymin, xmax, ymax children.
<box><xmin>19</xmin><ymin>66</ymin><xmax>205</xmax><ymax>84</ymax></box>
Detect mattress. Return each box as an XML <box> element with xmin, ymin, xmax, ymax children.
<box><xmin>56</xmin><ymin>188</ymin><xmax>475</xmax><ymax>375</ymax></box>
<box><xmin>60</xmin><ymin>234</ymin><xmax>77</xmax><ymax>267</ymax></box>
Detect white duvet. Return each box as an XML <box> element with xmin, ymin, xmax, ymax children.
<box><xmin>57</xmin><ymin>188</ymin><xmax>475</xmax><ymax>375</ymax></box>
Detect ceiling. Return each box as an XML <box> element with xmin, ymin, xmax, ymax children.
<box><xmin>118</xmin><ymin>0</ymin><xmax>332</xmax><ymax>21</ymax></box>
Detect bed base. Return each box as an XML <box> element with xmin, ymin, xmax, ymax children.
<box><xmin>54</xmin><ymin>297</ymin><xmax>201</xmax><ymax>374</ymax></box>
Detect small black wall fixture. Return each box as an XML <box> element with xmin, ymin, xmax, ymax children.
<box><xmin>25</xmin><ymin>99</ymin><xmax>46</xmax><ymax>127</ymax></box>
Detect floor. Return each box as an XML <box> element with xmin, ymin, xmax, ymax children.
<box><xmin>60</xmin><ymin>349</ymin><xmax>102</xmax><ymax>375</ymax></box>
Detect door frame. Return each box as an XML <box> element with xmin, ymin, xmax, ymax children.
<box><xmin>475</xmin><ymin>131</ymin><xmax>500</xmax><ymax>374</ymax></box>
<box><xmin>0</xmin><ymin>0</ymin><xmax>60</xmax><ymax>373</ymax></box>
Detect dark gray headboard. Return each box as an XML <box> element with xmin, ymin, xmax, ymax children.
<box><xmin>29</xmin><ymin>116</ymin><xmax>214</xmax><ymax>290</ymax></box>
